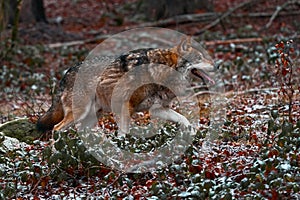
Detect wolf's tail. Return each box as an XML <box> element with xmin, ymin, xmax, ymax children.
<box><xmin>36</xmin><ymin>99</ymin><xmax>64</xmax><ymax>132</ymax></box>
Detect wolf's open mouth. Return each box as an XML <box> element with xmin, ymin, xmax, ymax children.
<box><xmin>191</xmin><ymin>68</ymin><xmax>215</xmax><ymax>84</ymax></box>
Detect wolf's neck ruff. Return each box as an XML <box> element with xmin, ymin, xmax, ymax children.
<box><xmin>36</xmin><ymin>37</ymin><xmax>215</xmax><ymax>133</ymax></box>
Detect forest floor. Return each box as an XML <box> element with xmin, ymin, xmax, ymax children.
<box><xmin>1</xmin><ymin>0</ymin><xmax>299</xmax><ymax>121</ymax></box>
<box><xmin>0</xmin><ymin>0</ymin><xmax>299</xmax><ymax>199</ymax></box>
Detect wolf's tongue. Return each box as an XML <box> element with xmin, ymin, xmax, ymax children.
<box><xmin>191</xmin><ymin>68</ymin><xmax>215</xmax><ymax>85</ymax></box>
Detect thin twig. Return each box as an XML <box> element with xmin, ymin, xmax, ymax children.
<box><xmin>192</xmin><ymin>87</ymin><xmax>282</xmax><ymax>99</ymax></box>
<box><xmin>45</xmin><ymin>34</ymin><xmax>300</xmax><ymax>49</ymax></box>
<box><xmin>46</xmin><ymin>36</ymin><xmax>265</xmax><ymax>49</ymax></box>
<box><xmin>86</xmin><ymin>10</ymin><xmax>299</xmax><ymax>37</ymax></box>
<box><xmin>265</xmin><ymin>0</ymin><xmax>300</xmax><ymax>29</ymax></box>
<box><xmin>226</xmin><ymin>87</ymin><xmax>281</xmax><ymax>96</ymax></box>
<box><xmin>131</xmin><ymin>10</ymin><xmax>300</xmax><ymax>28</ymax></box>
<box><xmin>47</xmin><ymin>34</ymin><xmax>110</xmax><ymax>48</ymax></box>
<box><xmin>234</xmin><ymin>10</ymin><xmax>300</xmax><ymax>17</ymax></box>
<box><xmin>194</xmin><ymin>0</ymin><xmax>261</xmax><ymax>35</ymax></box>
<box><xmin>46</xmin><ymin>33</ymin><xmax>300</xmax><ymax>49</ymax></box>
<box><xmin>132</xmin><ymin>13</ymin><xmax>218</xmax><ymax>28</ymax></box>
<box><xmin>204</xmin><ymin>37</ymin><xmax>263</xmax><ymax>46</ymax></box>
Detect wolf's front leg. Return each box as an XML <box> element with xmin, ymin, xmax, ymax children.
<box><xmin>118</xmin><ymin>103</ymin><xmax>131</xmax><ymax>137</ymax></box>
<box><xmin>149</xmin><ymin>104</ymin><xmax>191</xmax><ymax>127</ymax></box>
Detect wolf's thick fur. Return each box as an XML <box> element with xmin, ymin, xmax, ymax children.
<box><xmin>37</xmin><ymin>37</ymin><xmax>215</xmax><ymax>133</ymax></box>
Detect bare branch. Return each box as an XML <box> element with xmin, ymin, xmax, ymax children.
<box><xmin>132</xmin><ymin>9</ymin><xmax>300</xmax><ymax>29</ymax></box>
<box><xmin>193</xmin><ymin>87</ymin><xmax>300</xmax><ymax>98</ymax></box>
<box><xmin>46</xmin><ymin>34</ymin><xmax>300</xmax><ymax>49</ymax></box>
<box><xmin>47</xmin><ymin>34</ymin><xmax>110</xmax><ymax>48</ymax></box>
<box><xmin>132</xmin><ymin>13</ymin><xmax>218</xmax><ymax>28</ymax></box>
<box><xmin>204</xmin><ymin>38</ymin><xmax>263</xmax><ymax>46</ymax></box>
<box><xmin>265</xmin><ymin>0</ymin><xmax>300</xmax><ymax>29</ymax></box>
<box><xmin>194</xmin><ymin>0</ymin><xmax>262</xmax><ymax>35</ymax></box>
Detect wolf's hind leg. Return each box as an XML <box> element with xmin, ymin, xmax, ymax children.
<box><xmin>149</xmin><ymin>104</ymin><xmax>191</xmax><ymax>127</ymax></box>
<box><xmin>53</xmin><ymin>98</ymin><xmax>94</xmax><ymax>131</ymax></box>
<box><xmin>53</xmin><ymin>110</ymin><xmax>74</xmax><ymax>131</ymax></box>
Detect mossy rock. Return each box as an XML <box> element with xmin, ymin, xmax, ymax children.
<box><xmin>0</xmin><ymin>118</ymin><xmax>40</xmax><ymax>143</ymax></box>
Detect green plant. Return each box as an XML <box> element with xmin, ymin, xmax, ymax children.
<box><xmin>274</xmin><ymin>40</ymin><xmax>297</xmax><ymax>123</ymax></box>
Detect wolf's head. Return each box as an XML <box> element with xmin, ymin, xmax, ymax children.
<box><xmin>174</xmin><ymin>37</ymin><xmax>215</xmax><ymax>85</ymax></box>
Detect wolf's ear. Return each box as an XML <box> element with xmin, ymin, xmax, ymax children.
<box><xmin>176</xmin><ymin>36</ymin><xmax>192</xmax><ymax>55</ymax></box>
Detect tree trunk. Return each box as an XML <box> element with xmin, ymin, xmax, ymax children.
<box><xmin>31</xmin><ymin>0</ymin><xmax>47</xmax><ymax>22</ymax></box>
<box><xmin>4</xmin><ymin>0</ymin><xmax>47</xmax><ymax>27</ymax></box>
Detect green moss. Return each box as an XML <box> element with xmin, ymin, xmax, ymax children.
<box><xmin>0</xmin><ymin>118</ymin><xmax>40</xmax><ymax>143</ymax></box>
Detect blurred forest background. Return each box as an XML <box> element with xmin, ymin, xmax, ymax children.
<box><xmin>0</xmin><ymin>0</ymin><xmax>299</xmax><ymax>199</ymax></box>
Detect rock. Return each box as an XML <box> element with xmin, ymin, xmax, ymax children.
<box><xmin>0</xmin><ymin>134</ymin><xmax>29</xmax><ymax>152</ymax></box>
<box><xmin>0</xmin><ymin>118</ymin><xmax>40</xmax><ymax>143</ymax></box>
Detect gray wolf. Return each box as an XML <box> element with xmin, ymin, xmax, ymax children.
<box><xmin>36</xmin><ymin>37</ymin><xmax>215</xmax><ymax>133</ymax></box>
